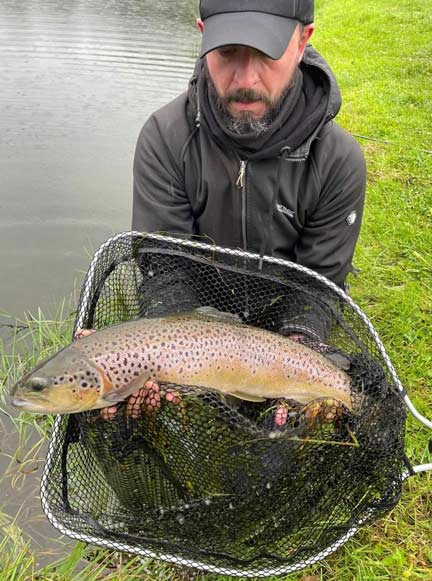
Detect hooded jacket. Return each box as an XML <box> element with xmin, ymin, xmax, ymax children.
<box><xmin>132</xmin><ymin>46</ymin><xmax>366</xmax><ymax>340</ymax></box>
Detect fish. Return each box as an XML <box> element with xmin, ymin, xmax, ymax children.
<box><xmin>10</xmin><ymin>309</ymin><xmax>353</xmax><ymax>414</ymax></box>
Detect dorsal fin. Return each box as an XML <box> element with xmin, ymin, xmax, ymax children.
<box><xmin>192</xmin><ymin>307</ymin><xmax>242</xmax><ymax>324</ymax></box>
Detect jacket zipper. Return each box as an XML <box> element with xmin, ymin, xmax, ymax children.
<box><xmin>236</xmin><ymin>159</ymin><xmax>250</xmax><ymax>317</ymax></box>
<box><xmin>236</xmin><ymin>159</ymin><xmax>248</xmax><ymax>250</ymax></box>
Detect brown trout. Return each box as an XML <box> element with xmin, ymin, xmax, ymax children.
<box><xmin>10</xmin><ymin>310</ymin><xmax>352</xmax><ymax>414</ymax></box>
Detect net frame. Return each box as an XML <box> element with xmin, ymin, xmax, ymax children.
<box><xmin>40</xmin><ymin>232</ymin><xmax>432</xmax><ymax>578</ymax></box>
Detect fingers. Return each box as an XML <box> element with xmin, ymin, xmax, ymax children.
<box><xmin>126</xmin><ymin>381</ymin><xmax>161</xmax><ymax>419</ymax></box>
<box><xmin>125</xmin><ymin>381</ymin><xmax>162</xmax><ymax>419</ymax></box>
<box><xmin>100</xmin><ymin>389</ymin><xmax>148</xmax><ymax>421</ymax></box>
<box><xmin>274</xmin><ymin>404</ymin><xmax>289</xmax><ymax>426</ymax></box>
<box><xmin>165</xmin><ymin>389</ymin><xmax>181</xmax><ymax>405</ymax></box>
<box><xmin>100</xmin><ymin>406</ymin><xmax>118</xmax><ymax>421</ymax></box>
<box><xmin>100</xmin><ymin>380</ymin><xmax>181</xmax><ymax>421</ymax></box>
<box><xmin>74</xmin><ymin>328</ymin><xmax>96</xmax><ymax>340</ymax></box>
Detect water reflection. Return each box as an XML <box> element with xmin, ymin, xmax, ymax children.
<box><xmin>0</xmin><ymin>0</ymin><xmax>199</xmax><ymax>317</ymax></box>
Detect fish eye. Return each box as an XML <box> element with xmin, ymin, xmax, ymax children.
<box><xmin>30</xmin><ymin>381</ymin><xmax>47</xmax><ymax>392</ymax></box>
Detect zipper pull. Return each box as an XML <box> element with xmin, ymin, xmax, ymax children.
<box><xmin>236</xmin><ymin>160</ymin><xmax>247</xmax><ymax>189</ymax></box>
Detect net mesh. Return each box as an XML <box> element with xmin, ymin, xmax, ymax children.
<box><xmin>41</xmin><ymin>233</ymin><xmax>409</xmax><ymax>576</ymax></box>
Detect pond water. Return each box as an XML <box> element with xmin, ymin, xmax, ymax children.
<box><xmin>0</xmin><ymin>0</ymin><xmax>198</xmax><ymax>568</ymax></box>
<box><xmin>0</xmin><ymin>0</ymin><xmax>199</xmax><ymax>320</ymax></box>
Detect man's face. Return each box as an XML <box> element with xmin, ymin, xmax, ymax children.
<box><xmin>204</xmin><ymin>24</ymin><xmax>313</xmax><ymax>125</ymax></box>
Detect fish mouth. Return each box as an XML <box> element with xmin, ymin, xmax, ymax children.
<box><xmin>11</xmin><ymin>394</ymin><xmax>91</xmax><ymax>415</ymax></box>
<box><xmin>11</xmin><ymin>389</ymin><xmax>71</xmax><ymax>413</ymax></box>
<box><xmin>11</xmin><ymin>397</ymin><xmax>54</xmax><ymax>413</ymax></box>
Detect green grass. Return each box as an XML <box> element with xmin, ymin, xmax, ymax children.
<box><xmin>1</xmin><ymin>0</ymin><xmax>431</xmax><ymax>578</ymax></box>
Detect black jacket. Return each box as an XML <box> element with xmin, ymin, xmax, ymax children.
<box><xmin>132</xmin><ymin>46</ymin><xmax>366</xmax><ymax>340</ymax></box>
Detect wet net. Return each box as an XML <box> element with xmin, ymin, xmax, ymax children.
<box><xmin>41</xmin><ymin>233</ymin><xmax>411</xmax><ymax>577</ymax></box>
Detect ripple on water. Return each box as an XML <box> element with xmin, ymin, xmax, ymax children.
<box><xmin>0</xmin><ymin>0</ymin><xmax>198</xmax><ymax>139</ymax></box>
<box><xmin>0</xmin><ymin>0</ymin><xmax>199</xmax><ymax>317</ymax></box>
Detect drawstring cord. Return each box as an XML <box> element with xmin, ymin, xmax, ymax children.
<box><xmin>180</xmin><ymin>77</ymin><xmax>201</xmax><ymax>164</ymax></box>
<box><xmin>182</xmin><ymin>80</ymin><xmax>292</xmax><ymax>272</ymax></box>
<box><xmin>258</xmin><ymin>146</ymin><xmax>291</xmax><ymax>270</ymax></box>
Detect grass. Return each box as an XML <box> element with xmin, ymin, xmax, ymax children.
<box><xmin>1</xmin><ymin>0</ymin><xmax>431</xmax><ymax>578</ymax></box>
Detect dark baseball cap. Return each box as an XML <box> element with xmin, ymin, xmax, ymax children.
<box><xmin>199</xmin><ymin>0</ymin><xmax>314</xmax><ymax>60</ymax></box>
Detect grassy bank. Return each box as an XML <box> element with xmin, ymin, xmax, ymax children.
<box><xmin>1</xmin><ymin>0</ymin><xmax>431</xmax><ymax>578</ymax></box>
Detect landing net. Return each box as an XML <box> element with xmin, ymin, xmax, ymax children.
<box><xmin>40</xmin><ymin>233</ymin><xmax>423</xmax><ymax>577</ymax></box>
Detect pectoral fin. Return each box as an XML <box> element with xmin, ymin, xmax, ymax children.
<box><xmin>227</xmin><ymin>391</ymin><xmax>266</xmax><ymax>403</ymax></box>
<box><xmin>101</xmin><ymin>374</ymin><xmax>149</xmax><ymax>404</ymax></box>
<box><xmin>325</xmin><ymin>352</ymin><xmax>351</xmax><ymax>371</ymax></box>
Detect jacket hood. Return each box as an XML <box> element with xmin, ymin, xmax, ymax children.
<box><xmin>187</xmin><ymin>45</ymin><xmax>342</xmax><ymax>160</ymax></box>
<box><xmin>302</xmin><ymin>45</ymin><xmax>342</xmax><ymax>121</ymax></box>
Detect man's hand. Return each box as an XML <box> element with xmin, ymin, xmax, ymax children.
<box><xmin>275</xmin><ymin>332</ymin><xmax>350</xmax><ymax>426</ymax></box>
<box><xmin>99</xmin><ymin>380</ymin><xmax>181</xmax><ymax>421</ymax></box>
<box><xmin>74</xmin><ymin>328</ymin><xmax>96</xmax><ymax>340</ymax></box>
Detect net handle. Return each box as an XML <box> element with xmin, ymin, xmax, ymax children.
<box><xmin>403</xmin><ymin>463</ymin><xmax>432</xmax><ymax>478</ymax></box>
<box><xmin>402</xmin><ymin>394</ymin><xmax>432</xmax><ymax>475</ymax></box>
<box><xmin>404</xmin><ymin>394</ymin><xmax>432</xmax><ymax>430</ymax></box>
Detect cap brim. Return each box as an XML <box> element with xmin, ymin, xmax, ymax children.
<box><xmin>200</xmin><ymin>12</ymin><xmax>298</xmax><ymax>60</ymax></box>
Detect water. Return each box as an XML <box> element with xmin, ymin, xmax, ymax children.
<box><xmin>0</xmin><ymin>0</ymin><xmax>199</xmax><ymax>319</ymax></box>
<box><xmin>0</xmin><ymin>0</ymin><xmax>199</xmax><ymax>568</ymax></box>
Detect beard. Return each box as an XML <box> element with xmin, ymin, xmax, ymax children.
<box><xmin>207</xmin><ymin>75</ymin><xmax>294</xmax><ymax>136</ymax></box>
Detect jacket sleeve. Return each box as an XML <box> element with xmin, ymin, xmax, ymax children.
<box><xmin>279</xmin><ymin>126</ymin><xmax>366</xmax><ymax>341</ymax></box>
<box><xmin>132</xmin><ymin>113</ymin><xmax>195</xmax><ymax>234</ymax></box>
<box><xmin>295</xmin><ymin>125</ymin><xmax>366</xmax><ymax>287</ymax></box>
<box><xmin>132</xmin><ymin>110</ymin><xmax>203</xmax><ymax>315</ymax></box>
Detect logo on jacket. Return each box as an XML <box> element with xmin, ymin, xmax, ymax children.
<box><xmin>346</xmin><ymin>211</ymin><xmax>357</xmax><ymax>226</ymax></box>
<box><xmin>277</xmin><ymin>203</ymin><xmax>295</xmax><ymax>219</ymax></box>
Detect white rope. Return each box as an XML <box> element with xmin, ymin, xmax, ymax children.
<box><xmin>404</xmin><ymin>395</ymin><xmax>432</xmax><ymax>430</ymax></box>
<box><xmin>412</xmin><ymin>464</ymin><xmax>432</xmax><ymax>475</ymax></box>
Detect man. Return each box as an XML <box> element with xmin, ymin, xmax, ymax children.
<box><xmin>90</xmin><ymin>0</ymin><xmax>366</xmax><ymax>421</ymax></box>
<box><xmin>132</xmin><ymin>0</ymin><xmax>366</xmax><ymax>294</ymax></box>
